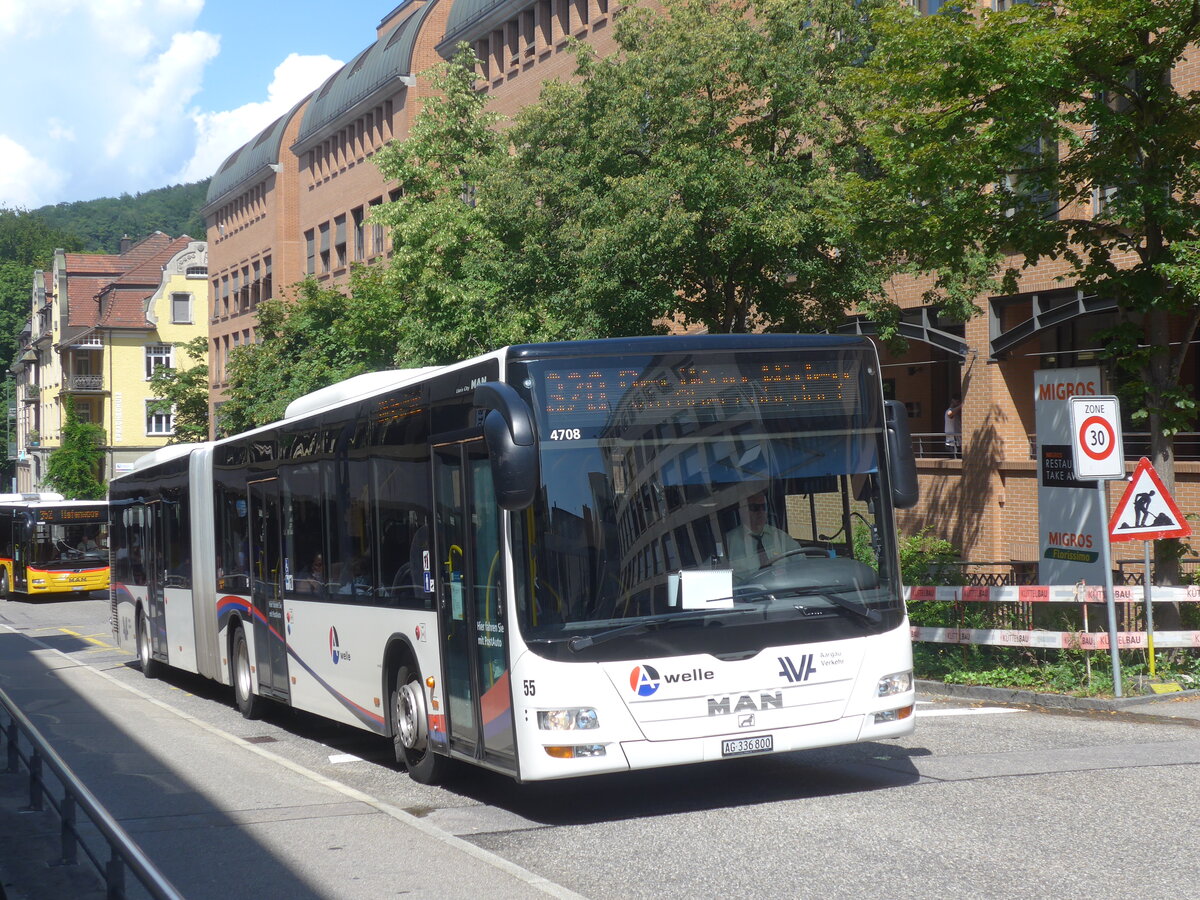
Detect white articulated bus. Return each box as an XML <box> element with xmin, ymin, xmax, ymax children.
<box><xmin>109</xmin><ymin>335</ymin><xmax>919</xmax><ymax>783</ymax></box>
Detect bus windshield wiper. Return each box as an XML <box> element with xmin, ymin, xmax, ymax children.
<box><xmin>567</xmin><ymin>606</ymin><xmax>762</xmax><ymax>652</ymax></box>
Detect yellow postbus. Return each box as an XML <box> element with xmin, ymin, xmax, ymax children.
<box><xmin>0</xmin><ymin>494</ymin><xmax>109</xmax><ymax>599</ymax></box>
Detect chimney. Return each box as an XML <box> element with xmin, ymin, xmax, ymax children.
<box><xmin>119</xmin><ymin>235</ymin><xmax>132</xmax><ymax>254</ymax></box>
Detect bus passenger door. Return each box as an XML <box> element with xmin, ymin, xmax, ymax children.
<box><xmin>144</xmin><ymin>501</ymin><xmax>168</xmax><ymax>662</ymax></box>
<box><xmin>433</xmin><ymin>440</ymin><xmax>515</xmax><ymax>771</ymax></box>
<box><xmin>248</xmin><ymin>478</ymin><xmax>290</xmax><ymax>702</ymax></box>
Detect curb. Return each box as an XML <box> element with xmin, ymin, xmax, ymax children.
<box><xmin>916</xmin><ymin>679</ymin><xmax>1200</xmax><ymax>713</ymax></box>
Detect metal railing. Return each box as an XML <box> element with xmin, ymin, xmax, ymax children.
<box><xmin>1</xmin><ymin>685</ymin><xmax>183</xmax><ymax>900</ymax></box>
<box><xmin>912</xmin><ymin>432</ymin><xmax>1200</xmax><ymax>462</ymax></box>
<box><xmin>67</xmin><ymin>374</ymin><xmax>104</xmax><ymax>391</ymax></box>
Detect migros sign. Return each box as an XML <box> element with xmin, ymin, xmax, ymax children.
<box><xmin>1036</xmin><ymin>378</ymin><xmax>1098</xmax><ymax>401</ymax></box>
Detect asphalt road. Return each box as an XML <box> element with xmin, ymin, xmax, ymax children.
<box><xmin>3</xmin><ymin>594</ymin><xmax>1200</xmax><ymax>900</ymax></box>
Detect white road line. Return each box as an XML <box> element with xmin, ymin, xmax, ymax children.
<box><xmin>328</xmin><ymin>753</ymin><xmax>363</xmax><ymax>764</ymax></box>
<box><xmin>916</xmin><ymin>706</ymin><xmax>1026</xmax><ymax>718</ymax></box>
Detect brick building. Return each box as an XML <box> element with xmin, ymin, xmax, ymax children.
<box><xmin>201</xmin><ymin>1</ymin><xmax>1199</xmax><ymax>572</ymax></box>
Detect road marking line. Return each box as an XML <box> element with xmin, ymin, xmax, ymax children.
<box><xmin>329</xmin><ymin>753</ymin><xmax>363</xmax><ymax>764</ymax></box>
<box><xmin>916</xmin><ymin>706</ymin><xmax>1026</xmax><ymax>718</ymax></box>
<box><xmin>59</xmin><ymin>627</ymin><xmax>115</xmax><ymax>648</ymax></box>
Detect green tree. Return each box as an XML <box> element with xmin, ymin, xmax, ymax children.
<box><xmin>853</xmin><ymin>0</ymin><xmax>1200</xmax><ymax>580</ymax></box>
<box><xmin>220</xmin><ymin>269</ymin><xmax>399</xmax><ymax>432</ymax></box>
<box><xmin>495</xmin><ymin>0</ymin><xmax>887</xmax><ymax>335</ymax></box>
<box><xmin>44</xmin><ymin>404</ymin><xmax>106</xmax><ymax>499</ymax></box>
<box><xmin>372</xmin><ymin>47</ymin><xmax>566</xmax><ymax>365</ymax></box>
<box><xmin>148</xmin><ymin>336</ymin><xmax>211</xmax><ymax>444</ymax></box>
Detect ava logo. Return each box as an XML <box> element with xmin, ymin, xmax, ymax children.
<box><xmin>778</xmin><ymin>654</ymin><xmax>816</xmax><ymax>683</ymax></box>
<box><xmin>629</xmin><ymin>664</ymin><xmax>661</xmax><ymax>696</ymax></box>
<box><xmin>329</xmin><ymin>626</ymin><xmax>341</xmax><ymax>665</ymax></box>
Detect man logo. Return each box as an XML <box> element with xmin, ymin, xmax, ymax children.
<box><xmin>629</xmin><ymin>664</ymin><xmax>661</xmax><ymax>696</ymax></box>
<box><xmin>329</xmin><ymin>626</ymin><xmax>341</xmax><ymax>665</ymax></box>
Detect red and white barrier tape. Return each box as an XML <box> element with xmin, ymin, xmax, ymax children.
<box><xmin>904</xmin><ymin>584</ymin><xmax>1200</xmax><ymax>604</ymax></box>
<box><xmin>911</xmin><ymin>626</ymin><xmax>1200</xmax><ymax>649</ymax></box>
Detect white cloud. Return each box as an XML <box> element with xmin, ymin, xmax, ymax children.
<box><xmin>0</xmin><ymin>135</ymin><xmax>67</xmax><ymax>209</ymax></box>
<box><xmin>175</xmin><ymin>53</ymin><xmax>343</xmax><ymax>185</ymax></box>
<box><xmin>106</xmin><ymin>30</ymin><xmax>221</xmax><ymax>165</ymax></box>
<box><xmin>0</xmin><ymin>0</ymin><xmax>353</xmax><ymax>208</ymax></box>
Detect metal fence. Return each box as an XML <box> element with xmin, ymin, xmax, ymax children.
<box><xmin>1</xmin><ymin>685</ymin><xmax>183</xmax><ymax>900</ymax></box>
<box><xmin>910</xmin><ymin>431</ymin><xmax>1200</xmax><ymax>462</ymax></box>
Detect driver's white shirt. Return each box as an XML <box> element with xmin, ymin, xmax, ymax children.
<box><xmin>724</xmin><ymin>525</ymin><xmax>800</xmax><ymax>579</ymax></box>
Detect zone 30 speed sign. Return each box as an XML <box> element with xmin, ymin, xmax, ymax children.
<box><xmin>1068</xmin><ymin>396</ymin><xmax>1124</xmax><ymax>480</ymax></box>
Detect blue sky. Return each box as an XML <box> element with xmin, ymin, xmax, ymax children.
<box><xmin>0</xmin><ymin>0</ymin><xmax>401</xmax><ymax>209</ymax></box>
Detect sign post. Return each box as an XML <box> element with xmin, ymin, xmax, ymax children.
<box><xmin>1069</xmin><ymin>397</ymin><xmax>1125</xmax><ymax>696</ymax></box>
<box><xmin>1109</xmin><ymin>456</ymin><xmax>1192</xmax><ymax>684</ymax></box>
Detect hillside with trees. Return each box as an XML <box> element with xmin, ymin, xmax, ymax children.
<box><xmin>31</xmin><ymin>180</ymin><xmax>210</xmax><ymax>253</ymax></box>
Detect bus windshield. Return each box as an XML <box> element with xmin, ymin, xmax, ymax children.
<box><xmin>510</xmin><ymin>346</ymin><xmax>903</xmax><ymax>661</ymax></box>
<box><xmin>24</xmin><ymin>516</ymin><xmax>109</xmax><ymax>568</ymax></box>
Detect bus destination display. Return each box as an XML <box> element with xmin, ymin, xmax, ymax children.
<box><xmin>537</xmin><ymin>357</ymin><xmax>861</xmax><ymax>432</ymax></box>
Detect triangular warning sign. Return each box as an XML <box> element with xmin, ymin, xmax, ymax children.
<box><xmin>1109</xmin><ymin>457</ymin><xmax>1192</xmax><ymax>542</ymax></box>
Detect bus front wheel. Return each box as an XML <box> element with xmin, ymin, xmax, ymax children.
<box><xmin>391</xmin><ymin>665</ymin><xmax>446</xmax><ymax>785</ymax></box>
<box><xmin>231</xmin><ymin>627</ymin><xmax>263</xmax><ymax>720</ymax></box>
<box><xmin>137</xmin><ymin>609</ymin><xmax>161</xmax><ymax>678</ymax></box>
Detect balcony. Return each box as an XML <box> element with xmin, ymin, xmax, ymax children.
<box><xmin>62</xmin><ymin>375</ymin><xmax>104</xmax><ymax>393</ymax></box>
<box><xmin>20</xmin><ymin>384</ymin><xmax>39</xmax><ymax>402</ymax></box>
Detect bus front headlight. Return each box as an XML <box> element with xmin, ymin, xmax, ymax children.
<box><xmin>877</xmin><ymin>670</ymin><xmax>913</xmax><ymax>697</ymax></box>
<box><xmin>537</xmin><ymin>708</ymin><xmax>599</xmax><ymax>730</ymax></box>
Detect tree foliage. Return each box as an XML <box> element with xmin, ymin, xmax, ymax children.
<box><xmin>496</xmin><ymin>0</ymin><xmax>888</xmax><ymax>335</ymax></box>
<box><xmin>370</xmin><ymin>3</ymin><xmax>891</xmax><ymax>357</ymax></box>
<box><xmin>148</xmin><ymin>337</ymin><xmax>211</xmax><ymax>444</ymax></box>
<box><xmin>218</xmin><ymin>270</ymin><xmax>401</xmax><ymax>433</ymax></box>
<box><xmin>854</xmin><ymin>0</ymin><xmax>1200</xmax><ymax>469</ymax></box>
<box><xmin>44</xmin><ymin>403</ymin><xmax>106</xmax><ymax>500</ymax></box>
<box><xmin>28</xmin><ymin>181</ymin><xmax>209</xmax><ymax>253</ymax></box>
<box><xmin>0</xmin><ymin>211</ymin><xmax>82</xmax><ymax>375</ymax></box>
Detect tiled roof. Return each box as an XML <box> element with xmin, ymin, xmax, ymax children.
<box><xmin>63</xmin><ymin>233</ymin><xmax>196</xmax><ymax>330</ymax></box>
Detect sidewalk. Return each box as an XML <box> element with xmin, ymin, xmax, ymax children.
<box><xmin>917</xmin><ymin>678</ymin><xmax>1200</xmax><ymax>722</ymax></box>
<box><xmin>0</xmin><ymin>630</ymin><xmax>578</xmax><ymax>900</ymax></box>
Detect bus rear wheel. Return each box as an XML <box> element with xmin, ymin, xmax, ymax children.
<box><xmin>0</xmin><ymin>570</ymin><xmax>8</xmax><ymax>600</ymax></box>
<box><xmin>137</xmin><ymin>609</ymin><xmax>161</xmax><ymax>679</ymax></box>
<box><xmin>231</xmin><ymin>626</ymin><xmax>263</xmax><ymax>720</ymax></box>
<box><xmin>391</xmin><ymin>665</ymin><xmax>446</xmax><ymax>785</ymax></box>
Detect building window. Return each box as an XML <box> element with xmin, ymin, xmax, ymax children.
<box><xmin>353</xmin><ymin>207</ymin><xmax>365</xmax><ymax>261</ymax></box>
<box><xmin>319</xmin><ymin>222</ymin><xmax>331</xmax><ymax>273</ymax></box>
<box><xmin>145</xmin><ymin>344</ymin><xmax>173</xmax><ymax>380</ymax></box>
<box><xmin>185</xmin><ymin>265</ymin><xmax>207</xmax><ymax>279</ymax></box>
<box><xmin>305</xmin><ymin>230</ymin><xmax>316</xmax><ymax>275</ymax></box>
<box><xmin>334</xmin><ymin>214</ymin><xmax>347</xmax><ymax>269</ymax></box>
<box><xmin>146</xmin><ymin>400</ymin><xmax>174</xmax><ymax>436</ymax></box>
<box><xmin>171</xmin><ymin>292</ymin><xmax>192</xmax><ymax>324</ymax></box>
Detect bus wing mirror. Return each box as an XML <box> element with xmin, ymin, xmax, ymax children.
<box><xmin>884</xmin><ymin>400</ymin><xmax>919</xmax><ymax>509</ymax></box>
<box><xmin>473</xmin><ymin>382</ymin><xmax>540</xmax><ymax>510</ymax></box>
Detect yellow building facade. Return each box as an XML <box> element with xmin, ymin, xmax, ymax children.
<box><xmin>14</xmin><ymin>235</ymin><xmax>209</xmax><ymax>490</ymax></box>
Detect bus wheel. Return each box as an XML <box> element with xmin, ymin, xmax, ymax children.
<box><xmin>137</xmin><ymin>609</ymin><xmax>161</xmax><ymax>679</ymax></box>
<box><xmin>0</xmin><ymin>570</ymin><xmax>7</xmax><ymax>600</ymax></box>
<box><xmin>231</xmin><ymin>627</ymin><xmax>263</xmax><ymax>720</ymax></box>
<box><xmin>391</xmin><ymin>665</ymin><xmax>446</xmax><ymax>785</ymax></box>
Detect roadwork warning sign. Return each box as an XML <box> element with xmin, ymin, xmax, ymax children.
<box><xmin>1109</xmin><ymin>457</ymin><xmax>1191</xmax><ymax>542</ymax></box>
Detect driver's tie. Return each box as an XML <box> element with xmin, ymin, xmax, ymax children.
<box><xmin>755</xmin><ymin>535</ymin><xmax>770</xmax><ymax>568</ymax></box>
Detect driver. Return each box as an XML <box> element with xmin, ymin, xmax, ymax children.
<box><xmin>724</xmin><ymin>490</ymin><xmax>800</xmax><ymax>581</ymax></box>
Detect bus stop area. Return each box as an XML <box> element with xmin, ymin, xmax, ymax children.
<box><xmin>0</xmin><ymin>627</ymin><xmax>577</xmax><ymax>900</ymax></box>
